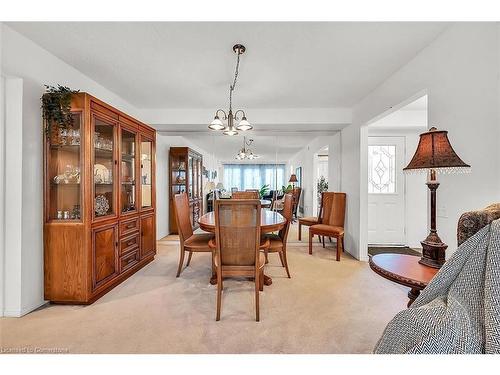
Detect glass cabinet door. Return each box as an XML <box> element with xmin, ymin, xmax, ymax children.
<box><xmin>140</xmin><ymin>138</ymin><xmax>152</xmax><ymax>209</ymax></box>
<box><xmin>120</xmin><ymin>128</ymin><xmax>137</xmax><ymax>213</ymax></box>
<box><xmin>93</xmin><ymin>115</ymin><xmax>116</xmax><ymax>219</ymax></box>
<box><xmin>47</xmin><ymin>112</ymin><xmax>82</xmax><ymax>221</ymax></box>
<box><xmin>171</xmin><ymin>154</ymin><xmax>187</xmax><ymax>196</ymax></box>
<box><xmin>197</xmin><ymin>159</ymin><xmax>202</xmax><ymax>198</ymax></box>
<box><xmin>188</xmin><ymin>155</ymin><xmax>193</xmax><ymax>199</ymax></box>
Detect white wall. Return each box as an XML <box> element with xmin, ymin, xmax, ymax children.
<box><xmin>0</xmin><ymin>25</ymin><xmax>4</xmax><ymax>317</ymax></box>
<box><xmin>156</xmin><ymin>134</ymin><xmax>218</xmax><ymax>239</ymax></box>
<box><xmin>1</xmin><ymin>25</ymin><xmax>140</xmax><ymax>317</ymax></box>
<box><xmin>342</xmin><ymin>23</ymin><xmax>500</xmax><ymax>260</ymax></box>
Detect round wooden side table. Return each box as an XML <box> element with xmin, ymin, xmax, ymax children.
<box><xmin>369</xmin><ymin>253</ymin><xmax>439</xmax><ymax>307</ymax></box>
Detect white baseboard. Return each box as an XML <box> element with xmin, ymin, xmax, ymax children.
<box><xmin>2</xmin><ymin>300</ymin><xmax>47</xmax><ymax>317</ymax></box>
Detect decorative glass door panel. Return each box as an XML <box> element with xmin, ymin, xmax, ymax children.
<box><xmin>141</xmin><ymin>139</ymin><xmax>152</xmax><ymax>208</ymax></box>
<box><xmin>368</xmin><ymin>145</ymin><xmax>396</xmax><ymax>194</ymax></box>
<box><xmin>47</xmin><ymin>112</ymin><xmax>82</xmax><ymax>221</ymax></box>
<box><xmin>121</xmin><ymin>128</ymin><xmax>137</xmax><ymax>213</ymax></box>
<box><xmin>93</xmin><ymin>116</ymin><xmax>116</xmax><ymax>218</ymax></box>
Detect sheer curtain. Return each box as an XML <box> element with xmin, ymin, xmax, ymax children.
<box><xmin>223</xmin><ymin>164</ymin><xmax>285</xmax><ymax>191</ymax></box>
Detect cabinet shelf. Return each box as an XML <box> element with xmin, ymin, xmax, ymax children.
<box><xmin>50</xmin><ymin>144</ymin><xmax>80</xmax><ymax>153</ymax></box>
<box><xmin>51</xmin><ymin>182</ymin><xmax>80</xmax><ymax>186</ymax></box>
<box><xmin>121</xmin><ymin>154</ymin><xmax>135</xmax><ymax>162</ymax></box>
<box><xmin>95</xmin><ymin>148</ymin><xmax>113</xmax><ymax>159</ymax></box>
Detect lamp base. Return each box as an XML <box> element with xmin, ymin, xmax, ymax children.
<box><xmin>419</xmin><ymin>231</ymin><xmax>447</xmax><ymax>269</ymax></box>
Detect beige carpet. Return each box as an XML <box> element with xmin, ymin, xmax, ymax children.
<box><xmin>0</xmin><ymin>224</ymin><xmax>408</xmax><ymax>354</ymax></box>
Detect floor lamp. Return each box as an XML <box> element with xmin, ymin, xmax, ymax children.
<box><xmin>403</xmin><ymin>127</ymin><xmax>470</xmax><ymax>268</ymax></box>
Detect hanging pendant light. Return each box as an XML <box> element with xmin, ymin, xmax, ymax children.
<box><xmin>235</xmin><ymin>137</ymin><xmax>259</xmax><ymax>160</ymax></box>
<box><xmin>209</xmin><ymin>44</ymin><xmax>252</xmax><ymax>135</ymax></box>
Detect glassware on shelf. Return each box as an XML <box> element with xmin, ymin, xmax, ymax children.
<box><xmin>72</xmin><ymin>205</ymin><xmax>81</xmax><ymax>220</ymax></box>
<box><xmin>94</xmin><ymin>132</ymin><xmax>113</xmax><ymax>151</ymax></box>
<box><xmin>59</xmin><ymin>127</ymin><xmax>68</xmax><ymax>145</ymax></box>
<box><xmin>53</xmin><ymin>164</ymin><xmax>80</xmax><ymax>184</ymax></box>
<box><xmin>69</xmin><ymin>128</ymin><xmax>81</xmax><ymax>146</ymax></box>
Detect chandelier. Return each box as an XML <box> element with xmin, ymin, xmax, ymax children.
<box><xmin>236</xmin><ymin>137</ymin><xmax>259</xmax><ymax>160</ymax></box>
<box><xmin>208</xmin><ymin>44</ymin><xmax>252</xmax><ymax>136</ymax></box>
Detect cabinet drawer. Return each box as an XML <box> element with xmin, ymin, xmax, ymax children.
<box><xmin>120</xmin><ymin>233</ymin><xmax>140</xmax><ymax>256</ymax></box>
<box><xmin>119</xmin><ymin>250</ymin><xmax>140</xmax><ymax>273</ymax></box>
<box><xmin>120</xmin><ymin>218</ymin><xmax>140</xmax><ymax>237</ymax></box>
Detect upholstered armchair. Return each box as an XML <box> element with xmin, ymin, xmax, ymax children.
<box><xmin>457</xmin><ymin>203</ymin><xmax>500</xmax><ymax>245</ymax></box>
<box><xmin>374</xmin><ymin>202</ymin><xmax>500</xmax><ymax>354</ymax></box>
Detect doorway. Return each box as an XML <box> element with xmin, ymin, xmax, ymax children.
<box><xmin>312</xmin><ymin>146</ymin><xmax>328</xmax><ymax>217</ymax></box>
<box><xmin>363</xmin><ymin>94</ymin><xmax>429</xmax><ymax>256</ymax></box>
<box><xmin>367</xmin><ymin>136</ymin><xmax>406</xmax><ymax>245</ymax></box>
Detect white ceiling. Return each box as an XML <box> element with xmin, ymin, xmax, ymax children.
<box><xmin>369</xmin><ymin>95</ymin><xmax>428</xmax><ymax>129</ymax></box>
<box><xmin>7</xmin><ymin>22</ymin><xmax>448</xmax><ymax>109</ymax></box>
<box><xmin>181</xmin><ymin>133</ymin><xmax>320</xmax><ymax>163</ymax></box>
<box><xmin>401</xmin><ymin>95</ymin><xmax>428</xmax><ymax>111</ymax></box>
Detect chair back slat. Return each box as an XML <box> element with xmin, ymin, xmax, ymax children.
<box><xmin>173</xmin><ymin>193</ymin><xmax>193</xmax><ymax>241</ymax></box>
<box><xmin>278</xmin><ymin>194</ymin><xmax>293</xmax><ymax>241</ymax></box>
<box><xmin>215</xmin><ymin>199</ymin><xmax>261</xmax><ymax>267</ymax></box>
<box><xmin>232</xmin><ymin>191</ymin><xmax>259</xmax><ymax>199</ymax></box>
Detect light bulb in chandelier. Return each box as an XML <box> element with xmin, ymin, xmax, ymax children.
<box><xmin>208</xmin><ymin>116</ymin><xmax>225</xmax><ymax>131</ymax></box>
<box><xmin>223</xmin><ymin>126</ymin><xmax>238</xmax><ymax>136</ymax></box>
<box><xmin>236</xmin><ymin>117</ymin><xmax>253</xmax><ymax>131</ymax></box>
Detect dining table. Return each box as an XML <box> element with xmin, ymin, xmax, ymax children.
<box><xmin>198</xmin><ymin>209</ymin><xmax>287</xmax><ymax>286</ymax></box>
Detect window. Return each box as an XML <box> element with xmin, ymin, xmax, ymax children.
<box><xmin>223</xmin><ymin>164</ymin><xmax>286</xmax><ymax>191</ymax></box>
<box><xmin>368</xmin><ymin>145</ymin><xmax>396</xmax><ymax>194</ymax></box>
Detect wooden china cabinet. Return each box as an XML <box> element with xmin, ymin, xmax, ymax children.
<box><xmin>44</xmin><ymin>93</ymin><xmax>156</xmax><ymax>304</ymax></box>
<box><xmin>168</xmin><ymin>147</ymin><xmax>203</xmax><ymax>234</ymax></box>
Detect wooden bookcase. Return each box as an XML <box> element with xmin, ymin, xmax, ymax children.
<box><xmin>43</xmin><ymin>93</ymin><xmax>156</xmax><ymax>304</ymax></box>
<box><xmin>169</xmin><ymin>147</ymin><xmax>203</xmax><ymax>234</ymax></box>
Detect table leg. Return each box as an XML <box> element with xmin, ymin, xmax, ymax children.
<box><xmin>263</xmin><ymin>274</ymin><xmax>272</xmax><ymax>286</ymax></box>
<box><xmin>407</xmin><ymin>288</ymin><xmax>420</xmax><ymax>307</ymax></box>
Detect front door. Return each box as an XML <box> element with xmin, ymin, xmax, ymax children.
<box><xmin>367</xmin><ymin>137</ymin><xmax>406</xmax><ymax>245</ymax></box>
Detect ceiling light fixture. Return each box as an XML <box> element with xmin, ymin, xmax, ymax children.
<box><xmin>208</xmin><ymin>44</ymin><xmax>252</xmax><ymax>135</ymax></box>
<box><xmin>236</xmin><ymin>137</ymin><xmax>260</xmax><ymax>160</ymax></box>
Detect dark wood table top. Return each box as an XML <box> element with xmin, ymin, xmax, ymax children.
<box><xmin>198</xmin><ymin>210</ymin><xmax>286</xmax><ymax>234</ymax></box>
<box><xmin>369</xmin><ymin>253</ymin><xmax>438</xmax><ymax>290</ymax></box>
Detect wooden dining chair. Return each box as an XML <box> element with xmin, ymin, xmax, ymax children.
<box><xmin>173</xmin><ymin>193</ymin><xmax>214</xmax><ymax>277</ymax></box>
<box><xmin>291</xmin><ymin>187</ymin><xmax>302</xmax><ymax>222</ymax></box>
<box><xmin>232</xmin><ymin>190</ymin><xmax>259</xmax><ymax>199</ymax></box>
<box><xmin>298</xmin><ymin>192</ymin><xmax>325</xmax><ymax>242</ymax></box>
<box><xmin>213</xmin><ymin>199</ymin><xmax>267</xmax><ymax>321</ymax></box>
<box><xmin>263</xmin><ymin>193</ymin><xmax>293</xmax><ymax>278</ymax></box>
<box><xmin>309</xmin><ymin>192</ymin><xmax>347</xmax><ymax>261</ymax></box>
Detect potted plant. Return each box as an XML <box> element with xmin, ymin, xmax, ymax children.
<box><xmin>41</xmin><ymin>84</ymin><xmax>80</xmax><ymax>135</ymax></box>
<box><xmin>281</xmin><ymin>184</ymin><xmax>293</xmax><ymax>194</ymax></box>
<box><xmin>317</xmin><ymin>176</ymin><xmax>328</xmax><ymax>211</ymax></box>
<box><xmin>259</xmin><ymin>184</ymin><xmax>270</xmax><ymax>199</ymax></box>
